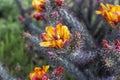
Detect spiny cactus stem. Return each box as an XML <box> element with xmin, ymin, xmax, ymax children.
<box><xmin>27</xmin><ymin>34</ymin><xmax>41</xmax><ymax>45</ymax></box>
<box><xmin>44</xmin><ymin>0</ymin><xmax>53</xmax><ymax>24</ymax></box>
<box><xmin>16</xmin><ymin>0</ymin><xmax>42</xmax><ymax>34</ymax></box>
<box><xmin>27</xmin><ymin>35</ymin><xmax>87</xmax><ymax>80</ymax></box>
<box><xmin>24</xmin><ymin>21</ymin><xmax>42</xmax><ymax>33</ymax></box>
<box><xmin>65</xmin><ymin>50</ymin><xmax>98</xmax><ymax>65</ymax></box>
<box><xmin>49</xmin><ymin>54</ymin><xmax>87</xmax><ymax>80</ymax></box>
<box><xmin>59</xmin><ymin>9</ymin><xmax>96</xmax><ymax>48</ymax></box>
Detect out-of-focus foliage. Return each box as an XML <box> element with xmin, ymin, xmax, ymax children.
<box><xmin>0</xmin><ymin>0</ymin><xmax>17</xmax><ymax>20</ymax></box>
<box><xmin>0</xmin><ymin>0</ymin><xmax>36</xmax><ymax>79</ymax></box>
<box><xmin>0</xmin><ymin>20</ymin><xmax>34</xmax><ymax>78</ymax></box>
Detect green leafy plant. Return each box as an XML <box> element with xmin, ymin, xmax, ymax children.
<box><xmin>0</xmin><ymin>20</ymin><xmax>35</xmax><ymax>78</ymax></box>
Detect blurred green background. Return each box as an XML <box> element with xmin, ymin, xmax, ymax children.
<box><xmin>0</xmin><ymin>0</ymin><xmax>36</xmax><ymax>79</ymax></box>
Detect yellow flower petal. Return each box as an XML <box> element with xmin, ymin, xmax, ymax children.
<box><xmin>39</xmin><ymin>42</ymin><xmax>53</xmax><ymax>47</ymax></box>
<box><xmin>106</xmin><ymin>3</ymin><xmax>111</xmax><ymax>9</ymax></box>
<box><xmin>100</xmin><ymin>3</ymin><xmax>107</xmax><ymax>10</ymax></box>
<box><xmin>40</xmin><ymin>23</ymin><xmax>70</xmax><ymax>48</ymax></box>
<box><xmin>56</xmin><ymin>23</ymin><xmax>63</xmax><ymax>39</ymax></box>
<box><xmin>96</xmin><ymin>11</ymin><xmax>102</xmax><ymax>14</ymax></box>
<box><xmin>46</xmin><ymin>26</ymin><xmax>55</xmax><ymax>39</ymax></box>
<box><xmin>43</xmin><ymin>65</ymin><xmax>50</xmax><ymax>72</ymax></box>
<box><xmin>56</xmin><ymin>23</ymin><xmax>70</xmax><ymax>40</ymax></box>
<box><xmin>62</xmin><ymin>26</ymin><xmax>70</xmax><ymax>40</ymax></box>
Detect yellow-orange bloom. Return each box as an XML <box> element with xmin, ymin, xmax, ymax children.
<box><xmin>96</xmin><ymin>3</ymin><xmax>120</xmax><ymax>29</ymax></box>
<box><xmin>40</xmin><ymin>23</ymin><xmax>70</xmax><ymax>48</ymax></box>
<box><xmin>29</xmin><ymin>65</ymin><xmax>49</xmax><ymax>80</ymax></box>
<box><xmin>32</xmin><ymin>0</ymin><xmax>46</xmax><ymax>12</ymax></box>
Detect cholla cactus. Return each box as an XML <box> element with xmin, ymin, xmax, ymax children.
<box><xmin>15</xmin><ymin>0</ymin><xmax>120</xmax><ymax>80</ymax></box>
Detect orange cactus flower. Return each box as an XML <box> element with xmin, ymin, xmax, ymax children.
<box><xmin>40</xmin><ymin>23</ymin><xmax>70</xmax><ymax>48</ymax></box>
<box><xmin>32</xmin><ymin>0</ymin><xmax>46</xmax><ymax>12</ymax></box>
<box><xmin>96</xmin><ymin>3</ymin><xmax>120</xmax><ymax>29</ymax></box>
<box><xmin>29</xmin><ymin>65</ymin><xmax>49</xmax><ymax>80</ymax></box>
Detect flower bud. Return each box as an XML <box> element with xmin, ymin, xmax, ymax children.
<box><xmin>52</xmin><ymin>67</ymin><xmax>64</xmax><ymax>76</ymax></box>
<box><xmin>18</xmin><ymin>15</ymin><xmax>25</xmax><ymax>22</ymax></box>
<box><xmin>102</xmin><ymin>40</ymin><xmax>112</xmax><ymax>49</ymax></box>
<box><xmin>33</xmin><ymin>12</ymin><xmax>44</xmax><ymax>20</ymax></box>
<box><xmin>55</xmin><ymin>0</ymin><xmax>64</xmax><ymax>7</ymax></box>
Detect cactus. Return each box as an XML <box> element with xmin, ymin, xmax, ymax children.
<box><xmin>15</xmin><ymin>0</ymin><xmax>120</xmax><ymax>80</ymax></box>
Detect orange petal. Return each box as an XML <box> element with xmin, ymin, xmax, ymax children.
<box><xmin>104</xmin><ymin>11</ymin><xmax>111</xmax><ymax>21</ymax></box>
<box><xmin>41</xmin><ymin>33</ymin><xmax>53</xmax><ymax>41</ymax></box>
<box><xmin>29</xmin><ymin>65</ymin><xmax>49</xmax><ymax>80</ymax></box>
<box><xmin>30</xmin><ymin>72</ymin><xmax>36</xmax><ymax>80</ymax></box>
<box><xmin>55</xmin><ymin>40</ymin><xmax>64</xmax><ymax>48</ymax></box>
<box><xmin>33</xmin><ymin>5</ymin><xmax>43</xmax><ymax>12</ymax></box>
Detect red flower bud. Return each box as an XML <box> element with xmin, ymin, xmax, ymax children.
<box><xmin>52</xmin><ymin>67</ymin><xmax>64</xmax><ymax>76</ymax></box>
<box><xmin>55</xmin><ymin>0</ymin><xmax>64</xmax><ymax>7</ymax></box>
<box><xmin>114</xmin><ymin>39</ymin><xmax>120</xmax><ymax>46</ymax></box>
<box><xmin>33</xmin><ymin>12</ymin><xmax>44</xmax><ymax>20</ymax></box>
<box><xmin>18</xmin><ymin>15</ymin><xmax>25</xmax><ymax>22</ymax></box>
<box><xmin>39</xmin><ymin>3</ymin><xmax>45</xmax><ymax>9</ymax></box>
<box><xmin>114</xmin><ymin>39</ymin><xmax>120</xmax><ymax>51</ymax></box>
<box><xmin>102</xmin><ymin>40</ymin><xmax>112</xmax><ymax>49</ymax></box>
<box><xmin>115</xmin><ymin>46</ymin><xmax>120</xmax><ymax>52</ymax></box>
<box><xmin>62</xmin><ymin>40</ymin><xmax>68</xmax><ymax>45</ymax></box>
<box><xmin>40</xmin><ymin>33</ymin><xmax>46</xmax><ymax>41</ymax></box>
